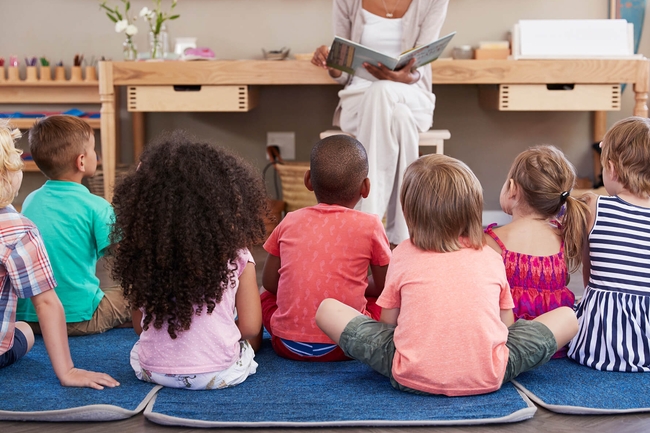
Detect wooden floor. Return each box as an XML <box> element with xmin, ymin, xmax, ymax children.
<box><xmin>2</xmin><ymin>248</ymin><xmax>649</xmax><ymax>432</ymax></box>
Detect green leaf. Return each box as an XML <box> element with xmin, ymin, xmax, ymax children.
<box><xmin>106</xmin><ymin>12</ymin><xmax>118</xmax><ymax>22</ymax></box>
<box><xmin>169</xmin><ymin>14</ymin><xmax>179</xmax><ymax>20</ymax></box>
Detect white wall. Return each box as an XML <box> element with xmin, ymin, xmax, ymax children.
<box><xmin>1</xmin><ymin>0</ymin><xmax>646</xmax><ymax>209</ymax></box>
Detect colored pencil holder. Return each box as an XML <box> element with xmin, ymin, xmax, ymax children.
<box><xmin>39</xmin><ymin>65</ymin><xmax>52</xmax><ymax>81</ymax></box>
<box><xmin>25</xmin><ymin>66</ymin><xmax>38</xmax><ymax>82</ymax></box>
<box><xmin>7</xmin><ymin>67</ymin><xmax>19</xmax><ymax>82</ymax></box>
<box><xmin>54</xmin><ymin>66</ymin><xmax>66</xmax><ymax>81</ymax></box>
<box><xmin>70</xmin><ymin>66</ymin><xmax>83</xmax><ymax>82</ymax></box>
<box><xmin>84</xmin><ymin>66</ymin><xmax>97</xmax><ymax>82</ymax></box>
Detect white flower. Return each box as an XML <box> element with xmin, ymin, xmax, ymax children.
<box><xmin>125</xmin><ymin>25</ymin><xmax>138</xmax><ymax>36</ymax></box>
<box><xmin>115</xmin><ymin>19</ymin><xmax>128</xmax><ymax>33</ymax></box>
<box><xmin>139</xmin><ymin>7</ymin><xmax>151</xmax><ymax>18</ymax></box>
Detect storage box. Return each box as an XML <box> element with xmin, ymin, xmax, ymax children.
<box><xmin>474</xmin><ymin>48</ymin><xmax>510</xmax><ymax>60</ymax></box>
<box><xmin>127</xmin><ymin>85</ymin><xmax>259</xmax><ymax>112</ymax></box>
<box><xmin>479</xmin><ymin>84</ymin><xmax>621</xmax><ymax>111</ymax></box>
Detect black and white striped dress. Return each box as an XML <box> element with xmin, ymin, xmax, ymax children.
<box><xmin>567</xmin><ymin>195</ymin><xmax>650</xmax><ymax>372</ymax></box>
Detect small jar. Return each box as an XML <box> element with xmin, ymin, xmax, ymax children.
<box><xmin>452</xmin><ymin>45</ymin><xmax>474</xmax><ymax>60</ymax></box>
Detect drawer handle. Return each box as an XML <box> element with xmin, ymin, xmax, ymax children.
<box><xmin>546</xmin><ymin>84</ymin><xmax>575</xmax><ymax>91</ymax></box>
<box><xmin>173</xmin><ymin>85</ymin><xmax>202</xmax><ymax>92</ymax></box>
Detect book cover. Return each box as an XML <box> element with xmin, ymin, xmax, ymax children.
<box><xmin>326</xmin><ymin>32</ymin><xmax>456</xmax><ymax>80</ymax></box>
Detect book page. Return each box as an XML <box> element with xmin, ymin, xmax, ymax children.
<box><xmin>395</xmin><ymin>32</ymin><xmax>456</xmax><ymax>70</ymax></box>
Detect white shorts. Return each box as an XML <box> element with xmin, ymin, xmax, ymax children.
<box><xmin>130</xmin><ymin>340</ymin><xmax>258</xmax><ymax>390</ymax></box>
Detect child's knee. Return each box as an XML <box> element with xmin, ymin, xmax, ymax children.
<box><xmin>14</xmin><ymin>321</ymin><xmax>35</xmax><ymax>353</ymax></box>
<box><xmin>315</xmin><ymin>298</ymin><xmax>338</xmax><ymax>326</ymax></box>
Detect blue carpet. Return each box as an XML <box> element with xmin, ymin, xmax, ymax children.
<box><xmin>0</xmin><ymin>328</ymin><xmax>160</xmax><ymax>421</ymax></box>
<box><xmin>145</xmin><ymin>340</ymin><xmax>535</xmax><ymax>427</ymax></box>
<box><xmin>512</xmin><ymin>358</ymin><xmax>650</xmax><ymax>414</ymax></box>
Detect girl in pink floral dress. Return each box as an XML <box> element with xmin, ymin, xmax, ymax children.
<box><xmin>485</xmin><ymin>146</ymin><xmax>589</xmax><ymax>357</ymax></box>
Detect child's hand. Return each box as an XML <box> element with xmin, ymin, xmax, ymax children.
<box><xmin>59</xmin><ymin>368</ymin><xmax>120</xmax><ymax>390</ymax></box>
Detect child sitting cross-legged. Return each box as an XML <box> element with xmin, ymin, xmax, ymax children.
<box><xmin>485</xmin><ymin>145</ymin><xmax>590</xmax><ymax>357</ymax></box>
<box><xmin>16</xmin><ymin>115</ymin><xmax>130</xmax><ymax>335</ymax></box>
<box><xmin>0</xmin><ymin>122</ymin><xmax>118</xmax><ymax>389</ymax></box>
<box><xmin>316</xmin><ymin>154</ymin><xmax>578</xmax><ymax>396</ymax></box>
<box><xmin>261</xmin><ymin>134</ymin><xmax>391</xmax><ymax>361</ymax></box>
<box><xmin>111</xmin><ymin>133</ymin><xmax>266</xmax><ymax>390</ymax></box>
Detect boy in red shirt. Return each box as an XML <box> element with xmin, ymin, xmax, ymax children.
<box><xmin>261</xmin><ymin>134</ymin><xmax>391</xmax><ymax>361</ymax></box>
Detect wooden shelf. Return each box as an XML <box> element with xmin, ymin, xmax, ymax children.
<box><xmin>22</xmin><ymin>161</ymin><xmax>38</xmax><ymax>172</ymax></box>
<box><xmin>0</xmin><ymin>81</ymin><xmax>99</xmax><ymax>87</ymax></box>
<box><xmin>22</xmin><ymin>160</ymin><xmax>102</xmax><ymax>172</ymax></box>
<box><xmin>7</xmin><ymin>117</ymin><xmax>100</xmax><ymax>129</ymax></box>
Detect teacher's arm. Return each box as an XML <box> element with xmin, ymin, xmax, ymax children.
<box><xmin>410</xmin><ymin>0</ymin><xmax>451</xmax><ymax>83</ymax></box>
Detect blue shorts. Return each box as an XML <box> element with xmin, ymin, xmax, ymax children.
<box><xmin>0</xmin><ymin>328</ymin><xmax>29</xmax><ymax>369</ymax></box>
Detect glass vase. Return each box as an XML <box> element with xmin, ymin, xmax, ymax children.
<box><xmin>123</xmin><ymin>37</ymin><xmax>138</xmax><ymax>61</ymax></box>
<box><xmin>149</xmin><ymin>24</ymin><xmax>169</xmax><ymax>60</ymax></box>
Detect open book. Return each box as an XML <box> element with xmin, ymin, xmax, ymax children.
<box><xmin>327</xmin><ymin>32</ymin><xmax>456</xmax><ymax>81</ymax></box>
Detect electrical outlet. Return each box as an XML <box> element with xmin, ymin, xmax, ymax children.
<box><xmin>267</xmin><ymin>132</ymin><xmax>295</xmax><ymax>160</ymax></box>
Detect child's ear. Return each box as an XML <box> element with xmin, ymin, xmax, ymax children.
<box><xmin>507</xmin><ymin>179</ymin><xmax>518</xmax><ymax>199</ymax></box>
<box><xmin>361</xmin><ymin>177</ymin><xmax>370</xmax><ymax>199</ymax></box>
<box><xmin>304</xmin><ymin>169</ymin><xmax>314</xmax><ymax>192</ymax></box>
<box><xmin>76</xmin><ymin>153</ymin><xmax>86</xmax><ymax>173</ymax></box>
<box><xmin>607</xmin><ymin>160</ymin><xmax>618</xmax><ymax>181</ymax></box>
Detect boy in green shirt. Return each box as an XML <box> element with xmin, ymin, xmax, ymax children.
<box><xmin>16</xmin><ymin>115</ymin><xmax>131</xmax><ymax>335</ymax></box>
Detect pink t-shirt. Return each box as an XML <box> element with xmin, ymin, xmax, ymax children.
<box><xmin>377</xmin><ymin>241</ymin><xmax>514</xmax><ymax>396</ymax></box>
<box><xmin>264</xmin><ymin>203</ymin><xmax>391</xmax><ymax>343</ymax></box>
<box><xmin>136</xmin><ymin>249</ymin><xmax>254</xmax><ymax>375</ymax></box>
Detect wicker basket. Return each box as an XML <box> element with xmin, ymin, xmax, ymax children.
<box><xmin>273</xmin><ymin>161</ymin><xmax>317</xmax><ymax>212</ymax></box>
<box><xmin>87</xmin><ymin>165</ymin><xmax>134</xmax><ymax>197</ymax></box>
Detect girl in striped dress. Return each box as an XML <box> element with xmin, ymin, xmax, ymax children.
<box><xmin>568</xmin><ymin>117</ymin><xmax>650</xmax><ymax>372</ymax></box>
<box><xmin>485</xmin><ymin>145</ymin><xmax>589</xmax><ymax>357</ymax></box>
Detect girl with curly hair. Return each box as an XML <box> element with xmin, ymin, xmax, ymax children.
<box><xmin>111</xmin><ymin>132</ymin><xmax>266</xmax><ymax>390</ymax></box>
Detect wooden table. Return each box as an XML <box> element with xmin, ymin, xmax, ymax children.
<box><xmin>98</xmin><ymin>58</ymin><xmax>650</xmax><ymax>201</ymax></box>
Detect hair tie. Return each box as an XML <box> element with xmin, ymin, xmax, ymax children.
<box><xmin>560</xmin><ymin>191</ymin><xmax>570</xmax><ymax>203</ymax></box>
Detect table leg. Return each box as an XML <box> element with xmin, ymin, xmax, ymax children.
<box><xmin>132</xmin><ymin>111</ymin><xmax>145</xmax><ymax>162</ymax></box>
<box><xmin>592</xmin><ymin>111</ymin><xmax>607</xmax><ymax>187</ymax></box>
<box><xmin>633</xmin><ymin>59</ymin><xmax>649</xmax><ymax>117</ymax></box>
<box><xmin>98</xmin><ymin>62</ymin><xmax>116</xmax><ymax>202</ymax></box>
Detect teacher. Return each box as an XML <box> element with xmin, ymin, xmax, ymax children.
<box><xmin>312</xmin><ymin>0</ymin><xmax>450</xmax><ymax>245</ymax></box>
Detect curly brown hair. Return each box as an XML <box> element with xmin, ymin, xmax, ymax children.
<box><xmin>110</xmin><ymin>131</ymin><xmax>268</xmax><ymax>338</ymax></box>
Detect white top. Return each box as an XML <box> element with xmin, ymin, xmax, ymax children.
<box><xmin>348</xmin><ymin>9</ymin><xmax>404</xmax><ymax>89</ymax></box>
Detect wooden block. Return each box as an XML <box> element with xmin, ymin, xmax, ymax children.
<box><xmin>54</xmin><ymin>66</ymin><xmax>66</xmax><ymax>81</ymax></box>
<box><xmin>69</xmin><ymin>66</ymin><xmax>83</xmax><ymax>82</ymax></box>
<box><xmin>25</xmin><ymin>66</ymin><xmax>38</xmax><ymax>82</ymax></box>
<box><xmin>39</xmin><ymin>66</ymin><xmax>51</xmax><ymax>81</ymax></box>
<box><xmin>127</xmin><ymin>85</ymin><xmax>258</xmax><ymax>112</ymax></box>
<box><xmin>7</xmin><ymin>67</ymin><xmax>19</xmax><ymax>82</ymax></box>
<box><xmin>474</xmin><ymin>48</ymin><xmax>510</xmax><ymax>60</ymax></box>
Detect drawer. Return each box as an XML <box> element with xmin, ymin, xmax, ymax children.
<box><xmin>127</xmin><ymin>85</ymin><xmax>258</xmax><ymax>112</ymax></box>
<box><xmin>479</xmin><ymin>84</ymin><xmax>621</xmax><ymax>111</ymax></box>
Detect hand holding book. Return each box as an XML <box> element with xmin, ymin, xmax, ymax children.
<box><xmin>311</xmin><ymin>45</ymin><xmax>343</xmax><ymax>79</ymax></box>
<box><xmin>325</xmin><ymin>32</ymin><xmax>455</xmax><ymax>82</ymax></box>
<box><xmin>362</xmin><ymin>58</ymin><xmax>420</xmax><ymax>84</ymax></box>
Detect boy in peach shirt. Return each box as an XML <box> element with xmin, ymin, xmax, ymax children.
<box><xmin>261</xmin><ymin>134</ymin><xmax>391</xmax><ymax>361</ymax></box>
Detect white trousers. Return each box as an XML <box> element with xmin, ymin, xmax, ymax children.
<box><xmin>339</xmin><ymin>81</ymin><xmax>436</xmax><ymax>244</ymax></box>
